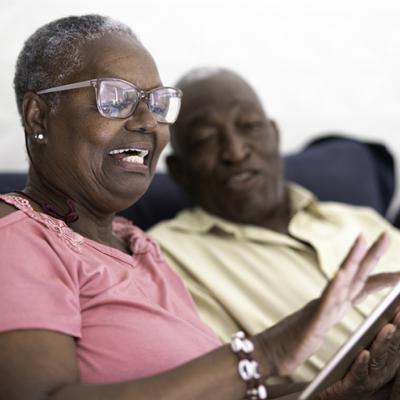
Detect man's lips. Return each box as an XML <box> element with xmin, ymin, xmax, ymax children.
<box><xmin>223</xmin><ymin>170</ymin><xmax>260</xmax><ymax>191</ymax></box>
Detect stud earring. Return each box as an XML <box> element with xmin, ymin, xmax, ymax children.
<box><xmin>34</xmin><ymin>132</ymin><xmax>45</xmax><ymax>142</ymax></box>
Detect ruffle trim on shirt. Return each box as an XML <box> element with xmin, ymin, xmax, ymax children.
<box><xmin>113</xmin><ymin>216</ymin><xmax>163</xmax><ymax>260</ymax></box>
<box><xmin>0</xmin><ymin>194</ymin><xmax>84</xmax><ymax>253</ymax></box>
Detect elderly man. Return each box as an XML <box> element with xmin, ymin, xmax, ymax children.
<box><xmin>149</xmin><ymin>67</ymin><xmax>400</xmax><ymax>381</ymax></box>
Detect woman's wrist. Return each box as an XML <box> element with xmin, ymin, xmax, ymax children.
<box><xmin>230</xmin><ymin>331</ymin><xmax>269</xmax><ymax>399</ymax></box>
<box><xmin>252</xmin><ymin>332</ymin><xmax>279</xmax><ymax>378</ymax></box>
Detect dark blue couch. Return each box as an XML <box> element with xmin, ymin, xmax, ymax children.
<box><xmin>0</xmin><ymin>135</ymin><xmax>395</xmax><ymax>230</ymax></box>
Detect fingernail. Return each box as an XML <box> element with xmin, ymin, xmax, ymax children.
<box><xmin>386</xmin><ymin>326</ymin><xmax>396</xmax><ymax>339</ymax></box>
<box><xmin>360</xmin><ymin>350</ymin><xmax>370</xmax><ymax>363</ymax></box>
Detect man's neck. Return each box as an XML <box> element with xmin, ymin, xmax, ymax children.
<box><xmin>246</xmin><ymin>197</ymin><xmax>292</xmax><ymax>234</ymax></box>
<box><xmin>208</xmin><ymin>190</ymin><xmax>293</xmax><ymax>234</ymax></box>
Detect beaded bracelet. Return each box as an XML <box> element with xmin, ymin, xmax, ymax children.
<box><xmin>230</xmin><ymin>331</ymin><xmax>268</xmax><ymax>399</ymax></box>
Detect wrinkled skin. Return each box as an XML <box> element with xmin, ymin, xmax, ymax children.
<box><xmin>168</xmin><ymin>71</ymin><xmax>290</xmax><ymax>232</ymax></box>
<box><xmin>1</xmin><ymin>33</ymin><xmax>399</xmax><ymax>400</ymax></box>
<box><xmin>23</xmin><ymin>33</ymin><xmax>169</xmax><ymax>248</ymax></box>
<box><xmin>319</xmin><ymin>312</ymin><xmax>400</xmax><ymax>399</ymax></box>
<box><xmin>168</xmin><ymin>70</ymin><xmax>400</xmax><ymax>398</ymax></box>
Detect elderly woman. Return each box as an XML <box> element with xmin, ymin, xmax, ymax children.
<box><xmin>0</xmin><ymin>15</ymin><xmax>399</xmax><ymax>400</ymax></box>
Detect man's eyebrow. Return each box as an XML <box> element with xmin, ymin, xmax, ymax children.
<box><xmin>185</xmin><ymin>110</ymin><xmax>215</xmax><ymax>128</ymax></box>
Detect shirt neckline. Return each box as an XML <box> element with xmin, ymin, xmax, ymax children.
<box><xmin>0</xmin><ymin>194</ymin><xmax>137</xmax><ymax>263</ymax></box>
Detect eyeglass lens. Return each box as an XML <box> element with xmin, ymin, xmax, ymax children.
<box><xmin>97</xmin><ymin>80</ymin><xmax>181</xmax><ymax>123</ymax></box>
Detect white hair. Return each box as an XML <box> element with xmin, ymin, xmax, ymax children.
<box><xmin>14</xmin><ymin>14</ymin><xmax>138</xmax><ymax>118</ymax></box>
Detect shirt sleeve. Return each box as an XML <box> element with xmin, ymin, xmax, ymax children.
<box><xmin>0</xmin><ymin>217</ymin><xmax>81</xmax><ymax>337</ymax></box>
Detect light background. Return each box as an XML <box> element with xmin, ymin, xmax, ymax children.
<box><xmin>1</xmin><ymin>0</ymin><xmax>399</xmax><ymax>182</ymax></box>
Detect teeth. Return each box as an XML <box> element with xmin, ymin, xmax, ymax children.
<box><xmin>109</xmin><ymin>148</ymin><xmax>149</xmax><ymax>158</ymax></box>
<box><xmin>123</xmin><ymin>155</ymin><xmax>145</xmax><ymax>164</ymax></box>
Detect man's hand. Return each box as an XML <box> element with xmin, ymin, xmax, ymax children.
<box><xmin>389</xmin><ymin>369</ymin><xmax>400</xmax><ymax>399</ymax></box>
<box><xmin>319</xmin><ymin>312</ymin><xmax>400</xmax><ymax>400</ymax></box>
<box><xmin>255</xmin><ymin>232</ymin><xmax>397</xmax><ymax>377</ymax></box>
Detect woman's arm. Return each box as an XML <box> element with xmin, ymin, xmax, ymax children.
<box><xmin>0</xmin><ymin>233</ymin><xmax>394</xmax><ymax>400</ymax></box>
<box><xmin>0</xmin><ymin>329</ymin><xmax>250</xmax><ymax>400</ymax></box>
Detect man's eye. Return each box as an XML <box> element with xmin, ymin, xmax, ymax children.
<box><xmin>238</xmin><ymin>120</ymin><xmax>264</xmax><ymax>131</ymax></box>
<box><xmin>192</xmin><ymin>128</ymin><xmax>218</xmax><ymax>146</ymax></box>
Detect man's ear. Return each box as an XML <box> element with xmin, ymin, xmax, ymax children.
<box><xmin>22</xmin><ymin>92</ymin><xmax>49</xmax><ymax>144</ymax></box>
<box><xmin>270</xmin><ymin>119</ymin><xmax>280</xmax><ymax>146</ymax></box>
<box><xmin>166</xmin><ymin>154</ymin><xmax>190</xmax><ymax>191</ymax></box>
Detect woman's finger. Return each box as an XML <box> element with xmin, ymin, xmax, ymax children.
<box><xmin>353</xmin><ymin>272</ymin><xmax>400</xmax><ymax>304</ymax></box>
<box><xmin>312</xmin><ymin>233</ymin><xmax>391</xmax><ymax>341</ymax></box>
<box><xmin>348</xmin><ymin>232</ymin><xmax>390</xmax><ymax>302</ymax></box>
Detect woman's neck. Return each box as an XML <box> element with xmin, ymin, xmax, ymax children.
<box><xmin>22</xmin><ymin>172</ymin><xmax>128</xmax><ymax>251</ymax></box>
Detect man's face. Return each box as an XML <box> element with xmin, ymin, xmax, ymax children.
<box><xmin>172</xmin><ymin>72</ymin><xmax>285</xmax><ymax>224</ymax></box>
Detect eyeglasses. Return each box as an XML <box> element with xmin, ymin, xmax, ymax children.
<box><xmin>37</xmin><ymin>78</ymin><xmax>183</xmax><ymax>124</ymax></box>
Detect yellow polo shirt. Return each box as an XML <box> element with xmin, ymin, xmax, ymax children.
<box><xmin>149</xmin><ymin>183</ymin><xmax>400</xmax><ymax>380</ymax></box>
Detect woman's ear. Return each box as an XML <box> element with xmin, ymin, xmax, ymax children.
<box><xmin>22</xmin><ymin>92</ymin><xmax>49</xmax><ymax>144</ymax></box>
<box><xmin>166</xmin><ymin>154</ymin><xmax>190</xmax><ymax>191</ymax></box>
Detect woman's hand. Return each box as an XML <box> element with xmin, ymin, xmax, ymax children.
<box><xmin>255</xmin><ymin>232</ymin><xmax>394</xmax><ymax>377</ymax></box>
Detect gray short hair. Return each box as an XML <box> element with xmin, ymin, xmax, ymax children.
<box><xmin>171</xmin><ymin>66</ymin><xmax>232</xmax><ymax>153</ymax></box>
<box><xmin>175</xmin><ymin>66</ymin><xmax>226</xmax><ymax>89</ymax></box>
<box><xmin>14</xmin><ymin>14</ymin><xmax>137</xmax><ymax>118</ymax></box>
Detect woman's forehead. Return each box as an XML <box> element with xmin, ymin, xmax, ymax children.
<box><xmin>77</xmin><ymin>34</ymin><xmax>161</xmax><ymax>88</ymax></box>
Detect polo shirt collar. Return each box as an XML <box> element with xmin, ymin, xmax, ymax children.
<box><xmin>169</xmin><ymin>183</ymin><xmax>317</xmax><ymax>246</ymax></box>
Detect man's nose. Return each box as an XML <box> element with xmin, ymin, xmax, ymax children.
<box><xmin>124</xmin><ymin>101</ymin><xmax>158</xmax><ymax>133</ymax></box>
<box><xmin>220</xmin><ymin>130</ymin><xmax>250</xmax><ymax>163</ymax></box>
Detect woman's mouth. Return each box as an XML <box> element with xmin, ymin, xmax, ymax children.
<box><xmin>109</xmin><ymin>147</ymin><xmax>149</xmax><ymax>165</ymax></box>
<box><xmin>108</xmin><ymin>146</ymin><xmax>151</xmax><ymax>173</ymax></box>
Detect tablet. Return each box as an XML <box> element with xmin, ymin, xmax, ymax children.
<box><xmin>299</xmin><ymin>281</ymin><xmax>400</xmax><ymax>400</ymax></box>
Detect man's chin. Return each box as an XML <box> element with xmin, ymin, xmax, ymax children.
<box><xmin>205</xmin><ymin>193</ymin><xmax>285</xmax><ymax>225</ymax></box>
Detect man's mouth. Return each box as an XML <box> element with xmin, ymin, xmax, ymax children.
<box><xmin>224</xmin><ymin>170</ymin><xmax>259</xmax><ymax>191</ymax></box>
<box><xmin>227</xmin><ymin>171</ymin><xmax>255</xmax><ymax>184</ymax></box>
<box><xmin>108</xmin><ymin>148</ymin><xmax>149</xmax><ymax>165</ymax></box>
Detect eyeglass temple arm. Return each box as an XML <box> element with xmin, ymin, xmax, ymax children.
<box><xmin>37</xmin><ymin>80</ymin><xmax>95</xmax><ymax>95</ymax></box>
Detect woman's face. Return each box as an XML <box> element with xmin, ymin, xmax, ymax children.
<box><xmin>38</xmin><ymin>34</ymin><xmax>170</xmax><ymax>212</ymax></box>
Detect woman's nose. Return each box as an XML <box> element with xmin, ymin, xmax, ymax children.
<box><xmin>124</xmin><ymin>101</ymin><xmax>158</xmax><ymax>133</ymax></box>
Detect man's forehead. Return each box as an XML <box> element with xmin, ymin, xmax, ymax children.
<box><xmin>183</xmin><ymin>100</ymin><xmax>263</xmax><ymax>126</ymax></box>
<box><xmin>180</xmin><ymin>79</ymin><xmax>263</xmax><ymax>125</ymax></box>
<box><xmin>185</xmin><ymin>71</ymin><xmax>253</xmax><ymax>93</ymax></box>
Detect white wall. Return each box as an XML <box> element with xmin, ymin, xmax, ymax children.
<box><xmin>1</xmin><ymin>0</ymin><xmax>400</xmax><ymax>174</ymax></box>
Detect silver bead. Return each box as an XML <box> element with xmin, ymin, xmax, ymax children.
<box><xmin>246</xmin><ymin>388</ymin><xmax>259</xmax><ymax>400</ymax></box>
<box><xmin>242</xmin><ymin>338</ymin><xmax>254</xmax><ymax>353</ymax></box>
<box><xmin>238</xmin><ymin>359</ymin><xmax>258</xmax><ymax>380</ymax></box>
<box><xmin>246</xmin><ymin>385</ymin><xmax>268</xmax><ymax>399</ymax></box>
<box><xmin>235</xmin><ymin>331</ymin><xmax>246</xmax><ymax>339</ymax></box>
<box><xmin>257</xmin><ymin>384</ymin><xmax>268</xmax><ymax>399</ymax></box>
<box><xmin>231</xmin><ymin>336</ymin><xmax>242</xmax><ymax>352</ymax></box>
<box><xmin>230</xmin><ymin>331</ymin><xmax>254</xmax><ymax>353</ymax></box>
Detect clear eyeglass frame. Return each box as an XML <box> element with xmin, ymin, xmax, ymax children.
<box><xmin>37</xmin><ymin>77</ymin><xmax>183</xmax><ymax>124</ymax></box>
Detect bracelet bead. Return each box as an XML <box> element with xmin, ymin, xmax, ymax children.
<box><xmin>230</xmin><ymin>331</ymin><xmax>268</xmax><ymax>400</ymax></box>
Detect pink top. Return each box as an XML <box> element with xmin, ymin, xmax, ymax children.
<box><xmin>0</xmin><ymin>195</ymin><xmax>220</xmax><ymax>384</ymax></box>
